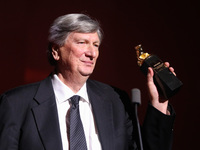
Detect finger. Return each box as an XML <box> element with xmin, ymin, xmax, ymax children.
<box><xmin>164</xmin><ymin>62</ymin><xmax>170</xmax><ymax>67</ymax></box>
<box><xmin>164</xmin><ymin>62</ymin><xmax>177</xmax><ymax>76</ymax></box>
<box><xmin>169</xmin><ymin>67</ymin><xmax>176</xmax><ymax>76</ymax></box>
<box><xmin>169</xmin><ymin>67</ymin><xmax>174</xmax><ymax>72</ymax></box>
<box><xmin>148</xmin><ymin>67</ymin><xmax>154</xmax><ymax>77</ymax></box>
<box><xmin>147</xmin><ymin>67</ymin><xmax>154</xmax><ymax>82</ymax></box>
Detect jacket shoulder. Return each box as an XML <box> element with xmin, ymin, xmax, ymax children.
<box><xmin>87</xmin><ymin>79</ymin><xmax>115</xmax><ymax>89</ymax></box>
<box><xmin>1</xmin><ymin>82</ymin><xmax>40</xmax><ymax>101</ymax></box>
<box><xmin>0</xmin><ymin>77</ymin><xmax>51</xmax><ymax>105</ymax></box>
<box><xmin>87</xmin><ymin>79</ymin><xmax>129</xmax><ymax>96</ymax></box>
<box><xmin>87</xmin><ymin>79</ymin><xmax>131</xmax><ymax>105</ymax></box>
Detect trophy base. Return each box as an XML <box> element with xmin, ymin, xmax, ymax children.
<box><xmin>140</xmin><ymin>55</ymin><xmax>183</xmax><ymax>99</ymax></box>
<box><xmin>154</xmin><ymin>67</ymin><xmax>183</xmax><ymax>99</ymax></box>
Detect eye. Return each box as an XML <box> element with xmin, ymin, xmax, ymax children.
<box><xmin>78</xmin><ymin>41</ymin><xmax>85</xmax><ymax>44</ymax></box>
<box><xmin>94</xmin><ymin>43</ymin><xmax>100</xmax><ymax>48</ymax></box>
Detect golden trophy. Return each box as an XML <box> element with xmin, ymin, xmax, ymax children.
<box><xmin>135</xmin><ymin>44</ymin><xmax>183</xmax><ymax>99</ymax></box>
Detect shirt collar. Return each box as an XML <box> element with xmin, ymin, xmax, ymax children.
<box><xmin>51</xmin><ymin>74</ymin><xmax>89</xmax><ymax>104</ymax></box>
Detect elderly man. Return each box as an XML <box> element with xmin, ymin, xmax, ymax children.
<box><xmin>0</xmin><ymin>13</ymin><xmax>175</xmax><ymax>150</ymax></box>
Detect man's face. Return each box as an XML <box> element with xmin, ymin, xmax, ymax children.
<box><xmin>54</xmin><ymin>32</ymin><xmax>100</xmax><ymax>77</ymax></box>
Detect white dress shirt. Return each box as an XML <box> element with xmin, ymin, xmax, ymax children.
<box><xmin>51</xmin><ymin>74</ymin><xmax>102</xmax><ymax>150</ymax></box>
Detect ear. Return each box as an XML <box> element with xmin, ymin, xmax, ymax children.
<box><xmin>52</xmin><ymin>45</ymin><xmax>60</xmax><ymax>61</ymax></box>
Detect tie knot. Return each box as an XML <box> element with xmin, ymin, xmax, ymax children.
<box><xmin>70</xmin><ymin>95</ymin><xmax>80</xmax><ymax>108</ymax></box>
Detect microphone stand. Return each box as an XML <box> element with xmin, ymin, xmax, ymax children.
<box><xmin>132</xmin><ymin>88</ymin><xmax>143</xmax><ymax>150</ymax></box>
<box><xmin>133</xmin><ymin>103</ymin><xmax>143</xmax><ymax>150</ymax></box>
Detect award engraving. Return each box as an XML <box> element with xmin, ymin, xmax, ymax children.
<box><xmin>135</xmin><ymin>44</ymin><xmax>183</xmax><ymax>99</ymax></box>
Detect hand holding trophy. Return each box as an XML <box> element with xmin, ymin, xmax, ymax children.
<box><xmin>135</xmin><ymin>45</ymin><xmax>183</xmax><ymax>99</ymax></box>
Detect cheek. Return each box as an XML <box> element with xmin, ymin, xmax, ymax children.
<box><xmin>71</xmin><ymin>46</ymin><xmax>84</xmax><ymax>57</ymax></box>
<box><xmin>63</xmin><ymin>47</ymin><xmax>80</xmax><ymax>60</ymax></box>
<box><xmin>97</xmin><ymin>50</ymin><xmax>100</xmax><ymax>57</ymax></box>
<box><xmin>95</xmin><ymin>50</ymin><xmax>99</xmax><ymax>60</ymax></box>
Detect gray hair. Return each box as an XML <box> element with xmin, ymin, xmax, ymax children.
<box><xmin>47</xmin><ymin>13</ymin><xmax>103</xmax><ymax>65</ymax></box>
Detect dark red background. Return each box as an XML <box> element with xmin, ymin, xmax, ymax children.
<box><xmin>0</xmin><ymin>0</ymin><xmax>199</xmax><ymax>149</ymax></box>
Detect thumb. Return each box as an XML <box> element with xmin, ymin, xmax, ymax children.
<box><xmin>147</xmin><ymin>67</ymin><xmax>154</xmax><ymax>83</ymax></box>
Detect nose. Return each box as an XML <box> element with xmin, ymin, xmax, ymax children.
<box><xmin>85</xmin><ymin>45</ymin><xmax>98</xmax><ymax>60</ymax></box>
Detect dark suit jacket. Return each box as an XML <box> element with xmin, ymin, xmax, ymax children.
<box><xmin>0</xmin><ymin>76</ymin><xmax>175</xmax><ymax>150</ymax></box>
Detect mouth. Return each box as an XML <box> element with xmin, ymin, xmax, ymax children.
<box><xmin>82</xmin><ymin>60</ymin><xmax>94</xmax><ymax>66</ymax></box>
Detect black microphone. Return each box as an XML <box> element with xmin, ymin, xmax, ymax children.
<box><xmin>131</xmin><ymin>88</ymin><xmax>143</xmax><ymax>150</ymax></box>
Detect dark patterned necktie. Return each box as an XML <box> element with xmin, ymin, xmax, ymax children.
<box><xmin>69</xmin><ymin>95</ymin><xmax>88</xmax><ymax>150</ymax></box>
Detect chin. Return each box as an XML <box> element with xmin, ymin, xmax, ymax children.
<box><xmin>82</xmin><ymin>72</ymin><xmax>92</xmax><ymax>77</ymax></box>
<box><xmin>79</xmin><ymin>67</ymin><xmax>94</xmax><ymax>76</ymax></box>
<box><xmin>80</xmin><ymin>70</ymin><xmax>93</xmax><ymax>77</ymax></box>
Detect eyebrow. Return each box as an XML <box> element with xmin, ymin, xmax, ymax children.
<box><xmin>74</xmin><ymin>37</ymin><xmax>100</xmax><ymax>43</ymax></box>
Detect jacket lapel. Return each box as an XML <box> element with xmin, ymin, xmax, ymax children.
<box><xmin>31</xmin><ymin>77</ymin><xmax>116</xmax><ymax>150</ymax></box>
<box><xmin>32</xmin><ymin>77</ymin><xmax>63</xmax><ymax>150</ymax></box>
<box><xmin>87</xmin><ymin>80</ymin><xmax>114</xmax><ymax>150</ymax></box>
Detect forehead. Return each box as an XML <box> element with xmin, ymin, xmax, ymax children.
<box><xmin>67</xmin><ymin>32</ymin><xmax>100</xmax><ymax>42</ymax></box>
